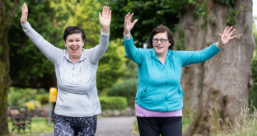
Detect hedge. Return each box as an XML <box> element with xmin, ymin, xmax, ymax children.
<box><xmin>107</xmin><ymin>78</ymin><xmax>137</xmax><ymax>107</ymax></box>
<box><xmin>99</xmin><ymin>96</ymin><xmax>127</xmax><ymax>111</ymax></box>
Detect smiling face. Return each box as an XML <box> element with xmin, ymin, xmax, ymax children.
<box><xmin>65</xmin><ymin>33</ymin><xmax>84</xmax><ymax>60</ymax></box>
<box><xmin>152</xmin><ymin>32</ymin><xmax>171</xmax><ymax>56</ymax></box>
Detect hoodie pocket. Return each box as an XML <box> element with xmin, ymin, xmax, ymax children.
<box><xmin>140</xmin><ymin>86</ymin><xmax>148</xmax><ymax>99</ymax></box>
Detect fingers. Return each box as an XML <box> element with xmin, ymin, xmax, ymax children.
<box><xmin>109</xmin><ymin>10</ymin><xmax>112</xmax><ymax>17</ymax></box>
<box><xmin>223</xmin><ymin>26</ymin><xmax>229</xmax><ymax>34</ymax></box>
<box><xmin>229</xmin><ymin>36</ymin><xmax>237</xmax><ymax>40</ymax></box>
<box><xmin>99</xmin><ymin>12</ymin><xmax>101</xmax><ymax>18</ymax></box>
<box><xmin>124</xmin><ymin>12</ymin><xmax>131</xmax><ymax>24</ymax></box>
<box><xmin>227</xmin><ymin>26</ymin><xmax>233</xmax><ymax>33</ymax></box>
<box><xmin>124</xmin><ymin>12</ymin><xmax>135</xmax><ymax>22</ymax></box>
<box><xmin>102</xmin><ymin>6</ymin><xmax>111</xmax><ymax>17</ymax></box>
<box><xmin>132</xmin><ymin>19</ymin><xmax>138</xmax><ymax>25</ymax></box>
<box><xmin>229</xmin><ymin>29</ymin><xmax>236</xmax><ymax>36</ymax></box>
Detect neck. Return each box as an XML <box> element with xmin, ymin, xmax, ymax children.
<box><xmin>70</xmin><ymin>56</ymin><xmax>80</xmax><ymax>64</ymax></box>
<box><xmin>156</xmin><ymin>51</ymin><xmax>167</xmax><ymax>64</ymax></box>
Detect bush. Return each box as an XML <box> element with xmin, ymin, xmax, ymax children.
<box><xmin>35</xmin><ymin>94</ymin><xmax>49</xmax><ymax>104</ymax></box>
<box><xmin>99</xmin><ymin>96</ymin><xmax>127</xmax><ymax>111</ymax></box>
<box><xmin>107</xmin><ymin>78</ymin><xmax>137</xmax><ymax>107</ymax></box>
<box><xmin>8</xmin><ymin>87</ymin><xmax>48</xmax><ymax>109</ymax></box>
<box><xmin>8</xmin><ymin>87</ymin><xmax>37</xmax><ymax>108</ymax></box>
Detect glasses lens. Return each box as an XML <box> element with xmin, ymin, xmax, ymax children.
<box><xmin>153</xmin><ymin>39</ymin><xmax>158</xmax><ymax>43</ymax></box>
<box><xmin>160</xmin><ymin>39</ymin><xmax>168</xmax><ymax>43</ymax></box>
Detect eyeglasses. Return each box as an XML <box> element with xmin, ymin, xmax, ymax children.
<box><xmin>152</xmin><ymin>39</ymin><xmax>168</xmax><ymax>43</ymax></box>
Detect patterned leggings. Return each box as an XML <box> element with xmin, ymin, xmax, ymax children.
<box><xmin>54</xmin><ymin>114</ymin><xmax>97</xmax><ymax>136</ymax></box>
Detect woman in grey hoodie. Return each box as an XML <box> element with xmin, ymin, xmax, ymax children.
<box><xmin>20</xmin><ymin>3</ymin><xmax>111</xmax><ymax>136</ymax></box>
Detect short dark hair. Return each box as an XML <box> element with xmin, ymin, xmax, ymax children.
<box><xmin>63</xmin><ymin>26</ymin><xmax>86</xmax><ymax>43</ymax></box>
<box><xmin>148</xmin><ymin>25</ymin><xmax>174</xmax><ymax>49</ymax></box>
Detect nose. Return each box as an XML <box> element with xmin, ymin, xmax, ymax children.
<box><xmin>157</xmin><ymin>40</ymin><xmax>162</xmax><ymax>44</ymax></box>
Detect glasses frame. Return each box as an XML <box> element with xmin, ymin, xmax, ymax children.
<box><xmin>152</xmin><ymin>38</ymin><xmax>168</xmax><ymax>43</ymax></box>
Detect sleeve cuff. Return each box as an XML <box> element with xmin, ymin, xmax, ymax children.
<box><xmin>21</xmin><ymin>21</ymin><xmax>31</xmax><ymax>32</ymax></box>
<box><xmin>214</xmin><ymin>42</ymin><xmax>222</xmax><ymax>51</ymax></box>
<box><xmin>123</xmin><ymin>34</ymin><xmax>132</xmax><ymax>41</ymax></box>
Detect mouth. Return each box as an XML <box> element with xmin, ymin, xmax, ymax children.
<box><xmin>70</xmin><ymin>46</ymin><xmax>79</xmax><ymax>52</ymax></box>
<box><xmin>155</xmin><ymin>46</ymin><xmax>163</xmax><ymax>49</ymax></box>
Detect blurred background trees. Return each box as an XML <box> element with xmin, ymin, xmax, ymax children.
<box><xmin>0</xmin><ymin>0</ymin><xmax>256</xmax><ymax>135</ymax></box>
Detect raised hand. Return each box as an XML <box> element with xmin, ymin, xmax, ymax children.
<box><xmin>124</xmin><ymin>13</ymin><xmax>138</xmax><ymax>35</ymax></box>
<box><xmin>20</xmin><ymin>3</ymin><xmax>28</xmax><ymax>24</ymax></box>
<box><xmin>216</xmin><ymin>26</ymin><xmax>236</xmax><ymax>48</ymax></box>
<box><xmin>99</xmin><ymin>6</ymin><xmax>111</xmax><ymax>34</ymax></box>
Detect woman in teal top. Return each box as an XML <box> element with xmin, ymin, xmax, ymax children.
<box><xmin>123</xmin><ymin>13</ymin><xmax>236</xmax><ymax>136</ymax></box>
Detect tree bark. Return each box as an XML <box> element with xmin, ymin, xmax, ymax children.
<box><xmin>180</xmin><ymin>0</ymin><xmax>255</xmax><ymax>135</ymax></box>
<box><xmin>0</xmin><ymin>0</ymin><xmax>21</xmax><ymax>135</ymax></box>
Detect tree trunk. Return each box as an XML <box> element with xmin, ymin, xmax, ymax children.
<box><xmin>0</xmin><ymin>0</ymin><xmax>21</xmax><ymax>135</ymax></box>
<box><xmin>179</xmin><ymin>0</ymin><xmax>255</xmax><ymax>135</ymax></box>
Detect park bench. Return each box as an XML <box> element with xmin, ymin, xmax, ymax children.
<box><xmin>9</xmin><ymin>109</ymin><xmax>32</xmax><ymax>134</ymax></box>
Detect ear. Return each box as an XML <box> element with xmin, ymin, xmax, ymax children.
<box><xmin>64</xmin><ymin>41</ymin><xmax>67</xmax><ymax>47</ymax></box>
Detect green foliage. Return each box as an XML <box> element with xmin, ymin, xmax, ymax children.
<box><xmin>249</xmin><ymin>23</ymin><xmax>257</xmax><ymax>113</ymax></box>
<box><xmin>8</xmin><ymin>87</ymin><xmax>37</xmax><ymax>108</ymax></box>
<box><xmin>35</xmin><ymin>94</ymin><xmax>49</xmax><ymax>104</ymax></box>
<box><xmin>123</xmin><ymin>59</ymin><xmax>138</xmax><ymax>79</ymax></box>
<box><xmin>174</xmin><ymin>25</ymin><xmax>185</xmax><ymax>50</ymax></box>
<box><xmin>108</xmin><ymin>78</ymin><xmax>137</xmax><ymax>107</ymax></box>
<box><xmin>8</xmin><ymin>87</ymin><xmax>48</xmax><ymax>109</ymax></box>
<box><xmin>97</xmin><ymin>39</ymin><xmax>126</xmax><ymax>93</ymax></box>
<box><xmin>215</xmin><ymin>0</ymin><xmax>243</xmax><ymax>25</ymax></box>
<box><xmin>8</xmin><ymin>118</ymin><xmax>53</xmax><ymax>134</ymax></box>
<box><xmin>188</xmin><ymin>0</ymin><xmax>243</xmax><ymax>26</ymax></box>
<box><xmin>99</xmin><ymin>0</ymin><xmax>186</xmax><ymax>47</ymax></box>
<box><xmin>9</xmin><ymin>0</ymin><xmax>62</xmax><ymax>87</ymax></box>
<box><xmin>99</xmin><ymin>96</ymin><xmax>127</xmax><ymax>111</ymax></box>
<box><xmin>189</xmin><ymin>0</ymin><xmax>208</xmax><ymax>20</ymax></box>
<box><xmin>216</xmin><ymin>0</ymin><xmax>234</xmax><ymax>5</ymax></box>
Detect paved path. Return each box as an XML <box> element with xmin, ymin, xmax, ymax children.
<box><xmin>96</xmin><ymin>117</ymin><xmax>139</xmax><ymax>136</ymax></box>
<box><xmin>39</xmin><ymin>117</ymin><xmax>139</xmax><ymax>136</ymax></box>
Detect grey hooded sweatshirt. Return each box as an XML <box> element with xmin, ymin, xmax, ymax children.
<box><xmin>22</xmin><ymin>22</ymin><xmax>109</xmax><ymax>117</ymax></box>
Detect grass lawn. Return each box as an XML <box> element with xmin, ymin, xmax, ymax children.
<box><xmin>8</xmin><ymin>118</ymin><xmax>54</xmax><ymax>136</ymax></box>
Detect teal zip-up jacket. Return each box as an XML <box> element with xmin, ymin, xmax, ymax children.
<box><xmin>124</xmin><ymin>36</ymin><xmax>221</xmax><ymax>112</ymax></box>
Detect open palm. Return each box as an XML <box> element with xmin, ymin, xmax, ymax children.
<box><xmin>218</xmin><ymin>26</ymin><xmax>236</xmax><ymax>47</ymax></box>
<box><xmin>124</xmin><ymin>13</ymin><xmax>138</xmax><ymax>34</ymax></box>
<box><xmin>99</xmin><ymin>6</ymin><xmax>111</xmax><ymax>28</ymax></box>
<box><xmin>20</xmin><ymin>3</ymin><xmax>28</xmax><ymax>24</ymax></box>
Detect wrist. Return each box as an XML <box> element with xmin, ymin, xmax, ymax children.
<box><xmin>216</xmin><ymin>42</ymin><xmax>223</xmax><ymax>49</ymax></box>
<box><xmin>102</xmin><ymin>27</ymin><xmax>109</xmax><ymax>35</ymax></box>
<box><xmin>123</xmin><ymin>32</ymin><xmax>130</xmax><ymax>39</ymax></box>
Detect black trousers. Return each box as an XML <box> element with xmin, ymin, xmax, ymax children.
<box><xmin>137</xmin><ymin>116</ymin><xmax>182</xmax><ymax>136</ymax></box>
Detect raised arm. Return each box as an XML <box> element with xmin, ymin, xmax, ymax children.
<box><xmin>123</xmin><ymin>13</ymin><xmax>144</xmax><ymax>64</ymax></box>
<box><xmin>179</xmin><ymin>26</ymin><xmax>236</xmax><ymax>66</ymax></box>
<box><xmin>90</xmin><ymin>6</ymin><xmax>111</xmax><ymax>64</ymax></box>
<box><xmin>20</xmin><ymin>3</ymin><xmax>62</xmax><ymax>64</ymax></box>
<box><xmin>178</xmin><ymin>43</ymin><xmax>221</xmax><ymax>67</ymax></box>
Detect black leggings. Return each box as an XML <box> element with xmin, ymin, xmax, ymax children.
<box><xmin>137</xmin><ymin>116</ymin><xmax>182</xmax><ymax>136</ymax></box>
<box><xmin>54</xmin><ymin>114</ymin><xmax>97</xmax><ymax>136</ymax></box>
